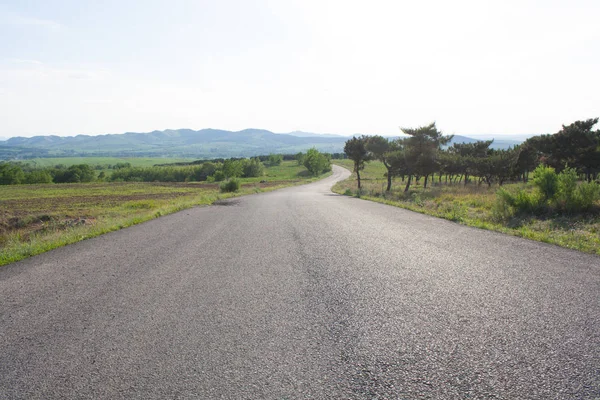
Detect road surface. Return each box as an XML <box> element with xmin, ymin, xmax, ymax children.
<box><xmin>1</xmin><ymin>165</ymin><xmax>599</xmax><ymax>399</ymax></box>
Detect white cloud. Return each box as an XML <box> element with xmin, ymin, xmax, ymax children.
<box><xmin>0</xmin><ymin>11</ymin><xmax>63</xmax><ymax>30</ymax></box>
<box><xmin>8</xmin><ymin>58</ymin><xmax>44</xmax><ymax>65</ymax></box>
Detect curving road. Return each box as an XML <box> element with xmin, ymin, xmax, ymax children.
<box><xmin>1</xmin><ymin>165</ymin><xmax>599</xmax><ymax>399</ymax></box>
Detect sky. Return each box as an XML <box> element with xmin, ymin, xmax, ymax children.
<box><xmin>0</xmin><ymin>0</ymin><xmax>599</xmax><ymax>139</ymax></box>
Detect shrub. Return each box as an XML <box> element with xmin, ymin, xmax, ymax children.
<box><xmin>223</xmin><ymin>159</ymin><xmax>244</xmax><ymax>178</ymax></box>
<box><xmin>303</xmin><ymin>148</ymin><xmax>331</xmax><ymax>176</ymax></box>
<box><xmin>242</xmin><ymin>158</ymin><xmax>265</xmax><ymax>178</ymax></box>
<box><xmin>532</xmin><ymin>165</ymin><xmax>558</xmax><ymax>202</ymax></box>
<box><xmin>0</xmin><ymin>163</ymin><xmax>25</xmax><ymax>185</ymax></box>
<box><xmin>220</xmin><ymin>178</ymin><xmax>240</xmax><ymax>193</ymax></box>
<box><xmin>24</xmin><ymin>170</ymin><xmax>53</xmax><ymax>184</ymax></box>
<box><xmin>192</xmin><ymin>162</ymin><xmax>217</xmax><ymax>181</ymax></box>
<box><xmin>573</xmin><ymin>181</ymin><xmax>600</xmax><ymax>211</ymax></box>
<box><xmin>268</xmin><ymin>154</ymin><xmax>283</xmax><ymax>166</ymax></box>
<box><xmin>556</xmin><ymin>167</ymin><xmax>578</xmax><ymax>212</ymax></box>
<box><xmin>493</xmin><ymin>186</ymin><xmax>544</xmax><ymax>220</ymax></box>
<box><xmin>210</xmin><ymin>170</ymin><xmax>226</xmax><ymax>182</ymax></box>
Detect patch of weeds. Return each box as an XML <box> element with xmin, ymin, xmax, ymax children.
<box><xmin>411</xmin><ymin>192</ymin><xmax>424</xmax><ymax>207</ymax></box>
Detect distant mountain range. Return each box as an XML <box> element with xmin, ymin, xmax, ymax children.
<box><xmin>0</xmin><ymin>129</ymin><xmax>524</xmax><ymax>160</ymax></box>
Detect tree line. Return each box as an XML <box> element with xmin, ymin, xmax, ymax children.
<box><xmin>0</xmin><ymin>149</ymin><xmax>332</xmax><ymax>185</ymax></box>
<box><xmin>344</xmin><ymin>118</ymin><xmax>600</xmax><ymax>192</ymax></box>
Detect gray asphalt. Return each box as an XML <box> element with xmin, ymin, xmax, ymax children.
<box><xmin>1</xmin><ymin>165</ymin><xmax>599</xmax><ymax>399</ymax></box>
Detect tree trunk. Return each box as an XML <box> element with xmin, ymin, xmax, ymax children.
<box><xmin>404</xmin><ymin>174</ymin><xmax>412</xmax><ymax>192</ymax></box>
<box><xmin>386</xmin><ymin>169</ymin><xmax>392</xmax><ymax>191</ymax></box>
<box><xmin>424</xmin><ymin>174</ymin><xmax>429</xmax><ymax>189</ymax></box>
<box><xmin>356</xmin><ymin>168</ymin><xmax>361</xmax><ymax>189</ymax></box>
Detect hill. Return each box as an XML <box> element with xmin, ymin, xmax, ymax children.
<box><xmin>0</xmin><ymin>129</ymin><xmax>523</xmax><ymax>160</ymax></box>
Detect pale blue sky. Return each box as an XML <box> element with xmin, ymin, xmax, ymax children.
<box><xmin>1</xmin><ymin>0</ymin><xmax>599</xmax><ymax>138</ymax></box>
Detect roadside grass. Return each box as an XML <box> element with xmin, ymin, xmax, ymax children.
<box><xmin>332</xmin><ymin>160</ymin><xmax>600</xmax><ymax>255</ymax></box>
<box><xmin>0</xmin><ymin>161</ymin><xmax>329</xmax><ymax>266</ymax></box>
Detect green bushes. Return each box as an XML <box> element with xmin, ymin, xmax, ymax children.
<box><xmin>0</xmin><ymin>163</ymin><xmax>25</xmax><ymax>184</ymax></box>
<box><xmin>303</xmin><ymin>148</ymin><xmax>331</xmax><ymax>176</ymax></box>
<box><xmin>110</xmin><ymin>158</ymin><xmax>265</xmax><ymax>182</ymax></box>
<box><xmin>242</xmin><ymin>158</ymin><xmax>265</xmax><ymax>178</ymax></box>
<box><xmin>1</xmin><ymin>162</ymin><xmax>97</xmax><ymax>185</ymax></box>
<box><xmin>494</xmin><ymin>165</ymin><xmax>600</xmax><ymax>219</ymax></box>
<box><xmin>268</xmin><ymin>154</ymin><xmax>283</xmax><ymax>166</ymax></box>
<box><xmin>532</xmin><ymin>165</ymin><xmax>558</xmax><ymax>201</ymax></box>
<box><xmin>110</xmin><ymin>165</ymin><xmax>196</xmax><ymax>182</ymax></box>
<box><xmin>220</xmin><ymin>178</ymin><xmax>240</xmax><ymax>192</ymax></box>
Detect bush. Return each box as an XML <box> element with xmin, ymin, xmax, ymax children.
<box><xmin>556</xmin><ymin>167</ymin><xmax>578</xmax><ymax>211</ymax></box>
<box><xmin>0</xmin><ymin>163</ymin><xmax>25</xmax><ymax>185</ymax></box>
<box><xmin>24</xmin><ymin>170</ymin><xmax>53</xmax><ymax>184</ymax></box>
<box><xmin>573</xmin><ymin>181</ymin><xmax>600</xmax><ymax>211</ymax></box>
<box><xmin>192</xmin><ymin>162</ymin><xmax>217</xmax><ymax>181</ymax></box>
<box><xmin>220</xmin><ymin>178</ymin><xmax>240</xmax><ymax>193</ymax></box>
<box><xmin>210</xmin><ymin>170</ymin><xmax>226</xmax><ymax>182</ymax></box>
<box><xmin>532</xmin><ymin>165</ymin><xmax>558</xmax><ymax>202</ymax></box>
<box><xmin>52</xmin><ymin>164</ymin><xmax>96</xmax><ymax>183</ymax></box>
<box><xmin>493</xmin><ymin>186</ymin><xmax>543</xmax><ymax>220</ymax></box>
<box><xmin>223</xmin><ymin>159</ymin><xmax>244</xmax><ymax>178</ymax></box>
<box><xmin>268</xmin><ymin>154</ymin><xmax>283</xmax><ymax>166</ymax></box>
<box><xmin>303</xmin><ymin>148</ymin><xmax>331</xmax><ymax>176</ymax></box>
<box><xmin>242</xmin><ymin>158</ymin><xmax>265</xmax><ymax>178</ymax></box>
<box><xmin>494</xmin><ymin>166</ymin><xmax>600</xmax><ymax>219</ymax></box>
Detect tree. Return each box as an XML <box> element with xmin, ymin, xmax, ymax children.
<box><xmin>401</xmin><ymin>122</ymin><xmax>453</xmax><ymax>191</ymax></box>
<box><xmin>303</xmin><ymin>148</ymin><xmax>331</xmax><ymax>176</ymax></box>
<box><xmin>514</xmin><ymin>143</ymin><xmax>538</xmax><ymax>182</ymax></box>
<box><xmin>193</xmin><ymin>162</ymin><xmax>217</xmax><ymax>181</ymax></box>
<box><xmin>222</xmin><ymin>159</ymin><xmax>244</xmax><ymax>179</ymax></box>
<box><xmin>0</xmin><ymin>163</ymin><xmax>25</xmax><ymax>185</ymax></box>
<box><xmin>53</xmin><ymin>164</ymin><xmax>96</xmax><ymax>183</ymax></box>
<box><xmin>524</xmin><ymin>118</ymin><xmax>600</xmax><ymax>181</ymax></box>
<box><xmin>366</xmin><ymin>135</ymin><xmax>401</xmax><ymax>191</ymax></box>
<box><xmin>25</xmin><ymin>170</ymin><xmax>53</xmax><ymax>184</ymax></box>
<box><xmin>447</xmin><ymin>140</ymin><xmax>493</xmax><ymax>186</ymax></box>
<box><xmin>344</xmin><ymin>136</ymin><xmax>371</xmax><ymax>189</ymax></box>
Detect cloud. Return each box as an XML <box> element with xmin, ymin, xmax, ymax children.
<box><xmin>67</xmin><ymin>71</ymin><xmax>101</xmax><ymax>80</ymax></box>
<box><xmin>0</xmin><ymin>62</ymin><xmax>110</xmax><ymax>84</ymax></box>
<box><xmin>8</xmin><ymin>58</ymin><xmax>44</xmax><ymax>65</ymax></box>
<box><xmin>0</xmin><ymin>11</ymin><xmax>63</xmax><ymax>30</ymax></box>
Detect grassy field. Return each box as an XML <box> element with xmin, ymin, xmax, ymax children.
<box><xmin>0</xmin><ymin>161</ymin><xmax>328</xmax><ymax>266</ymax></box>
<box><xmin>332</xmin><ymin>160</ymin><xmax>600</xmax><ymax>255</ymax></box>
<box><xmin>23</xmin><ymin>156</ymin><xmax>197</xmax><ymax>168</ymax></box>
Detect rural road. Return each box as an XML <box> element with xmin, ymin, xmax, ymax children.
<box><xmin>1</xmin><ymin>165</ymin><xmax>599</xmax><ymax>399</ymax></box>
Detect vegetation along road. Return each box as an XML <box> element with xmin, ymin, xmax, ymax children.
<box><xmin>1</xmin><ymin>165</ymin><xmax>599</xmax><ymax>399</ymax></box>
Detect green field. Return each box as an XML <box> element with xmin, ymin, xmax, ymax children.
<box><xmin>22</xmin><ymin>156</ymin><xmax>197</xmax><ymax>168</ymax></box>
<box><xmin>0</xmin><ymin>161</ymin><xmax>329</xmax><ymax>266</ymax></box>
<box><xmin>333</xmin><ymin>160</ymin><xmax>600</xmax><ymax>255</ymax></box>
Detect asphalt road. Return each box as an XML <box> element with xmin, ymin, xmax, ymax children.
<box><xmin>1</xmin><ymin>165</ymin><xmax>599</xmax><ymax>399</ymax></box>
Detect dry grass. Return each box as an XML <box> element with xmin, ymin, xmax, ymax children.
<box><xmin>0</xmin><ymin>162</ymin><xmax>330</xmax><ymax>266</ymax></box>
<box><xmin>332</xmin><ymin>160</ymin><xmax>600</xmax><ymax>255</ymax></box>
